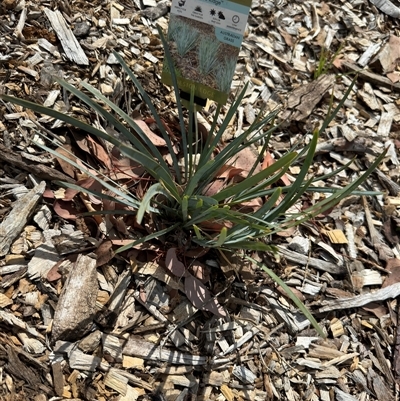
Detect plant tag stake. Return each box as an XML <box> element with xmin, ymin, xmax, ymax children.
<box><xmin>162</xmin><ymin>0</ymin><xmax>252</xmax><ymax>106</ymax></box>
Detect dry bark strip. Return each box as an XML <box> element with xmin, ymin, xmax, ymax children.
<box><xmin>0</xmin><ymin>181</ymin><xmax>45</xmax><ymax>257</ymax></box>
<box><xmin>281</xmin><ymin>74</ymin><xmax>335</xmax><ymax>121</ymax></box>
<box><xmin>342</xmin><ymin>61</ymin><xmax>400</xmax><ymax>92</ymax></box>
<box><xmin>123</xmin><ymin>337</ymin><xmax>207</xmax><ymax>365</ymax></box>
<box><xmin>277</xmin><ymin>245</ymin><xmax>346</xmax><ymax>274</ymax></box>
<box><xmin>0</xmin><ymin>144</ymin><xmax>76</xmax><ymax>183</ymax></box>
<box><xmin>369</xmin><ymin>0</ymin><xmax>400</xmax><ymax>18</ymax></box>
<box><xmin>319</xmin><ymin>282</ymin><xmax>400</xmax><ymax>312</ymax></box>
<box><xmin>43</xmin><ymin>8</ymin><xmax>89</xmax><ymax>65</ymax></box>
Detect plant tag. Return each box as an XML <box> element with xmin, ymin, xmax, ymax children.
<box><xmin>162</xmin><ymin>0</ymin><xmax>252</xmax><ymax>105</ymax></box>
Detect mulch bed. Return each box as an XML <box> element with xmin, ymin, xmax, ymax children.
<box><xmin>0</xmin><ymin>0</ymin><xmax>400</xmax><ymax>400</ymax></box>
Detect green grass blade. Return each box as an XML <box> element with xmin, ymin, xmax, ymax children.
<box><xmin>110</xmin><ymin>51</ymin><xmax>182</xmax><ymax>182</ymax></box>
<box><xmin>196</xmin><ymin>104</ymin><xmax>222</xmax><ymax>169</ymax></box>
<box><xmin>183</xmin><ymin>159</ymin><xmax>216</xmax><ymax>198</ymax></box>
<box><xmin>56</xmin><ymin>181</ymin><xmax>141</xmax><ymax>209</ymax></box>
<box><xmin>59</xmin><ymin>78</ymin><xmax>166</xmax><ymax>166</ymax></box>
<box><xmin>215</xmin><ymin>227</ymin><xmax>228</xmax><ymax>247</ymax></box>
<box><xmin>194</xmin><ymin>116</ymin><xmax>279</xmax><ymax>196</ymax></box>
<box><xmin>319</xmin><ymin>76</ymin><xmax>356</xmax><ymax>134</ymax></box>
<box><xmin>0</xmin><ymin>93</ymin><xmax>180</xmax><ymax>200</ymax></box>
<box><xmin>157</xmin><ymin>26</ymin><xmax>188</xmax><ymax>183</ymax></box>
<box><xmin>251</xmin><ymin>187</ymin><xmax>282</xmax><ymax>218</ymax></box>
<box><xmin>264</xmin><ymin>132</ymin><xmax>318</xmax><ymax>222</ymax></box>
<box><xmin>296</xmin><ymin>149</ymin><xmax>387</xmax><ymax>217</ymax></box>
<box><xmin>187</xmin><ymin>87</ymin><xmax>196</xmax><ymax>180</ymax></box>
<box><xmin>247</xmin><ymin>256</ymin><xmax>326</xmax><ymax>338</ymax></box>
<box><xmin>136</xmin><ymin>183</ymin><xmax>172</xmax><ymax>224</ymax></box>
<box><xmin>213</xmin><ymin>152</ymin><xmax>297</xmax><ymax>202</ymax></box>
<box><xmin>75</xmin><ymin>80</ymin><xmax>177</xmax><ymax>180</ymax></box>
<box><xmin>38</xmin><ymin>142</ymin><xmax>142</xmax><ymax>208</ymax></box>
<box><xmin>182</xmin><ymin>195</ymin><xmax>189</xmax><ymax>223</ymax></box>
<box><xmin>196</xmin><ymin>85</ymin><xmax>248</xmax><ymax>169</ymax></box>
<box><xmin>232</xmin><ymin>160</ymin><xmax>293</xmax><ymax>203</ymax></box>
<box><xmin>193</xmin><ymin>224</ymin><xmax>203</xmax><ymax>240</ymax></box>
<box><xmin>115</xmin><ymin>223</ymin><xmax>180</xmax><ymax>253</ymax></box>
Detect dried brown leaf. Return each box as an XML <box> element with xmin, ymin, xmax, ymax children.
<box><xmin>184</xmin><ymin>274</ymin><xmax>226</xmax><ymax>317</ymax></box>
<box><xmin>362</xmin><ymin>302</ymin><xmax>388</xmax><ymax>318</ymax></box>
<box><xmin>134</xmin><ymin>119</ymin><xmax>167</xmax><ymax>147</ymax></box>
<box><xmin>63</xmin><ymin>177</ymin><xmax>102</xmax><ymax>203</ymax></box>
<box><xmin>202</xmin><ymin>179</ymin><xmax>225</xmax><ymax>197</ymax></box>
<box><xmin>109</xmin><ymin>156</ymin><xmax>145</xmax><ymax>180</ymax></box>
<box><xmin>262</xmin><ymin>151</ymin><xmax>291</xmax><ymax>186</ymax></box>
<box><xmin>216</xmin><ymin>165</ymin><xmax>244</xmax><ymax>179</ymax></box>
<box><xmin>86</xmin><ymin>136</ymin><xmax>112</xmax><ymax>170</ymax></box>
<box><xmin>165</xmin><ymin>248</ymin><xmax>188</xmax><ymax>278</ymax></box>
<box><xmin>96</xmin><ymin>240</ymin><xmax>115</xmax><ymax>267</ymax></box>
<box><xmin>189</xmin><ymin>261</ymin><xmax>209</xmax><ymax>282</ymax></box>
<box><xmin>55</xmin><ymin>145</ymin><xmax>76</xmax><ymax>178</ymax></box>
<box><xmin>383</xmin><ymin>258</ymin><xmax>400</xmax><ymax>287</ymax></box>
<box><xmin>53</xmin><ymin>199</ymin><xmax>78</xmax><ymax>220</ymax></box>
<box><xmin>232</xmin><ymin>146</ymin><xmax>261</xmax><ymax>178</ymax></box>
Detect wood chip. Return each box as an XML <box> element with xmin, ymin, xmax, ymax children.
<box><xmin>43</xmin><ymin>8</ymin><xmax>89</xmax><ymax>65</ymax></box>
<box><xmin>51</xmin><ymin>254</ymin><xmax>98</xmax><ymax>342</ymax></box>
<box><xmin>0</xmin><ymin>181</ymin><xmax>45</xmax><ymax>257</ymax></box>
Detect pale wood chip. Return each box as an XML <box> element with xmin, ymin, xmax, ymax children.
<box><xmin>0</xmin><ymin>181</ymin><xmax>45</xmax><ymax>257</ymax></box>
<box><xmin>123</xmin><ymin>337</ymin><xmax>207</xmax><ymax>365</ymax></box>
<box><xmin>277</xmin><ymin>245</ymin><xmax>346</xmax><ymax>274</ymax></box>
<box><xmin>319</xmin><ymin>282</ymin><xmax>400</xmax><ymax>312</ymax></box>
<box><xmin>44</xmin><ymin>8</ymin><xmax>89</xmax><ymax>65</ymax></box>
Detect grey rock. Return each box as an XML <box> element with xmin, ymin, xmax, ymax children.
<box><xmin>288</xmin><ymin>236</ymin><xmax>310</xmax><ymax>255</ymax></box>
<box><xmin>141</xmin><ymin>1</ymin><xmax>169</xmax><ymax>20</ymax></box>
<box><xmin>73</xmin><ymin>21</ymin><xmax>91</xmax><ymax>37</ymax></box>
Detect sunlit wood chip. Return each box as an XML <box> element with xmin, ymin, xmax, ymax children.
<box><xmin>326</xmin><ymin>229</ymin><xmax>348</xmax><ymax>244</ymax></box>
<box><xmin>112</xmin><ymin>18</ymin><xmax>130</xmax><ymax>25</ymax></box>
<box><xmin>221</xmin><ymin>384</ymin><xmax>234</xmax><ymax>401</ymax></box>
<box><xmin>104</xmin><ymin>368</ymin><xmax>128</xmax><ymax>395</ymax></box>
<box><xmin>167</xmin><ymin>375</ymin><xmax>193</xmax><ymax>387</ymax></box>
<box><xmin>100</xmin><ymin>83</ymin><xmax>114</xmax><ymax>96</ymax></box>
<box><xmin>119</xmin><ymin>385</ymin><xmax>142</xmax><ymax>401</ymax></box>
<box><xmin>122</xmin><ymin>356</ymin><xmax>144</xmax><ymax>369</ymax></box>
<box><xmin>102</xmin><ymin>334</ymin><xmax>123</xmax><ymax>362</ymax></box>
<box><xmin>330</xmin><ymin>318</ymin><xmax>345</xmax><ymax>338</ymax></box>
<box><xmin>143</xmin><ymin>51</ymin><xmax>158</xmax><ymax>64</ymax></box>
<box><xmin>352</xmin><ymin>269</ymin><xmax>383</xmax><ymax>287</ymax></box>
<box><xmin>0</xmin><ymin>293</ymin><xmax>13</xmax><ymax>307</ymax></box>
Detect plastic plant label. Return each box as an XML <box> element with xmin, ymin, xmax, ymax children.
<box><xmin>162</xmin><ymin>0</ymin><xmax>252</xmax><ymax>105</ymax></box>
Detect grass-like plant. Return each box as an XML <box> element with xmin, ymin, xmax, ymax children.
<box><xmin>0</xmin><ymin>27</ymin><xmax>385</xmax><ymax>335</ymax></box>
<box><xmin>198</xmin><ymin>37</ymin><xmax>220</xmax><ymax>76</ymax></box>
<box><xmin>172</xmin><ymin>21</ymin><xmax>199</xmax><ymax>57</ymax></box>
<box><xmin>215</xmin><ymin>56</ymin><xmax>237</xmax><ymax>92</ymax></box>
<box><xmin>314</xmin><ymin>43</ymin><xmax>345</xmax><ymax>80</ymax></box>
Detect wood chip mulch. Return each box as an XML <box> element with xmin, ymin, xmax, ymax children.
<box><xmin>1</xmin><ymin>0</ymin><xmax>400</xmax><ymax>400</ymax></box>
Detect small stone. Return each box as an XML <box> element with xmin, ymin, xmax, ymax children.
<box><xmin>288</xmin><ymin>236</ymin><xmax>310</xmax><ymax>255</ymax></box>
<box><xmin>73</xmin><ymin>21</ymin><xmax>91</xmax><ymax>37</ymax></box>
<box><xmin>140</xmin><ymin>1</ymin><xmax>169</xmax><ymax>19</ymax></box>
